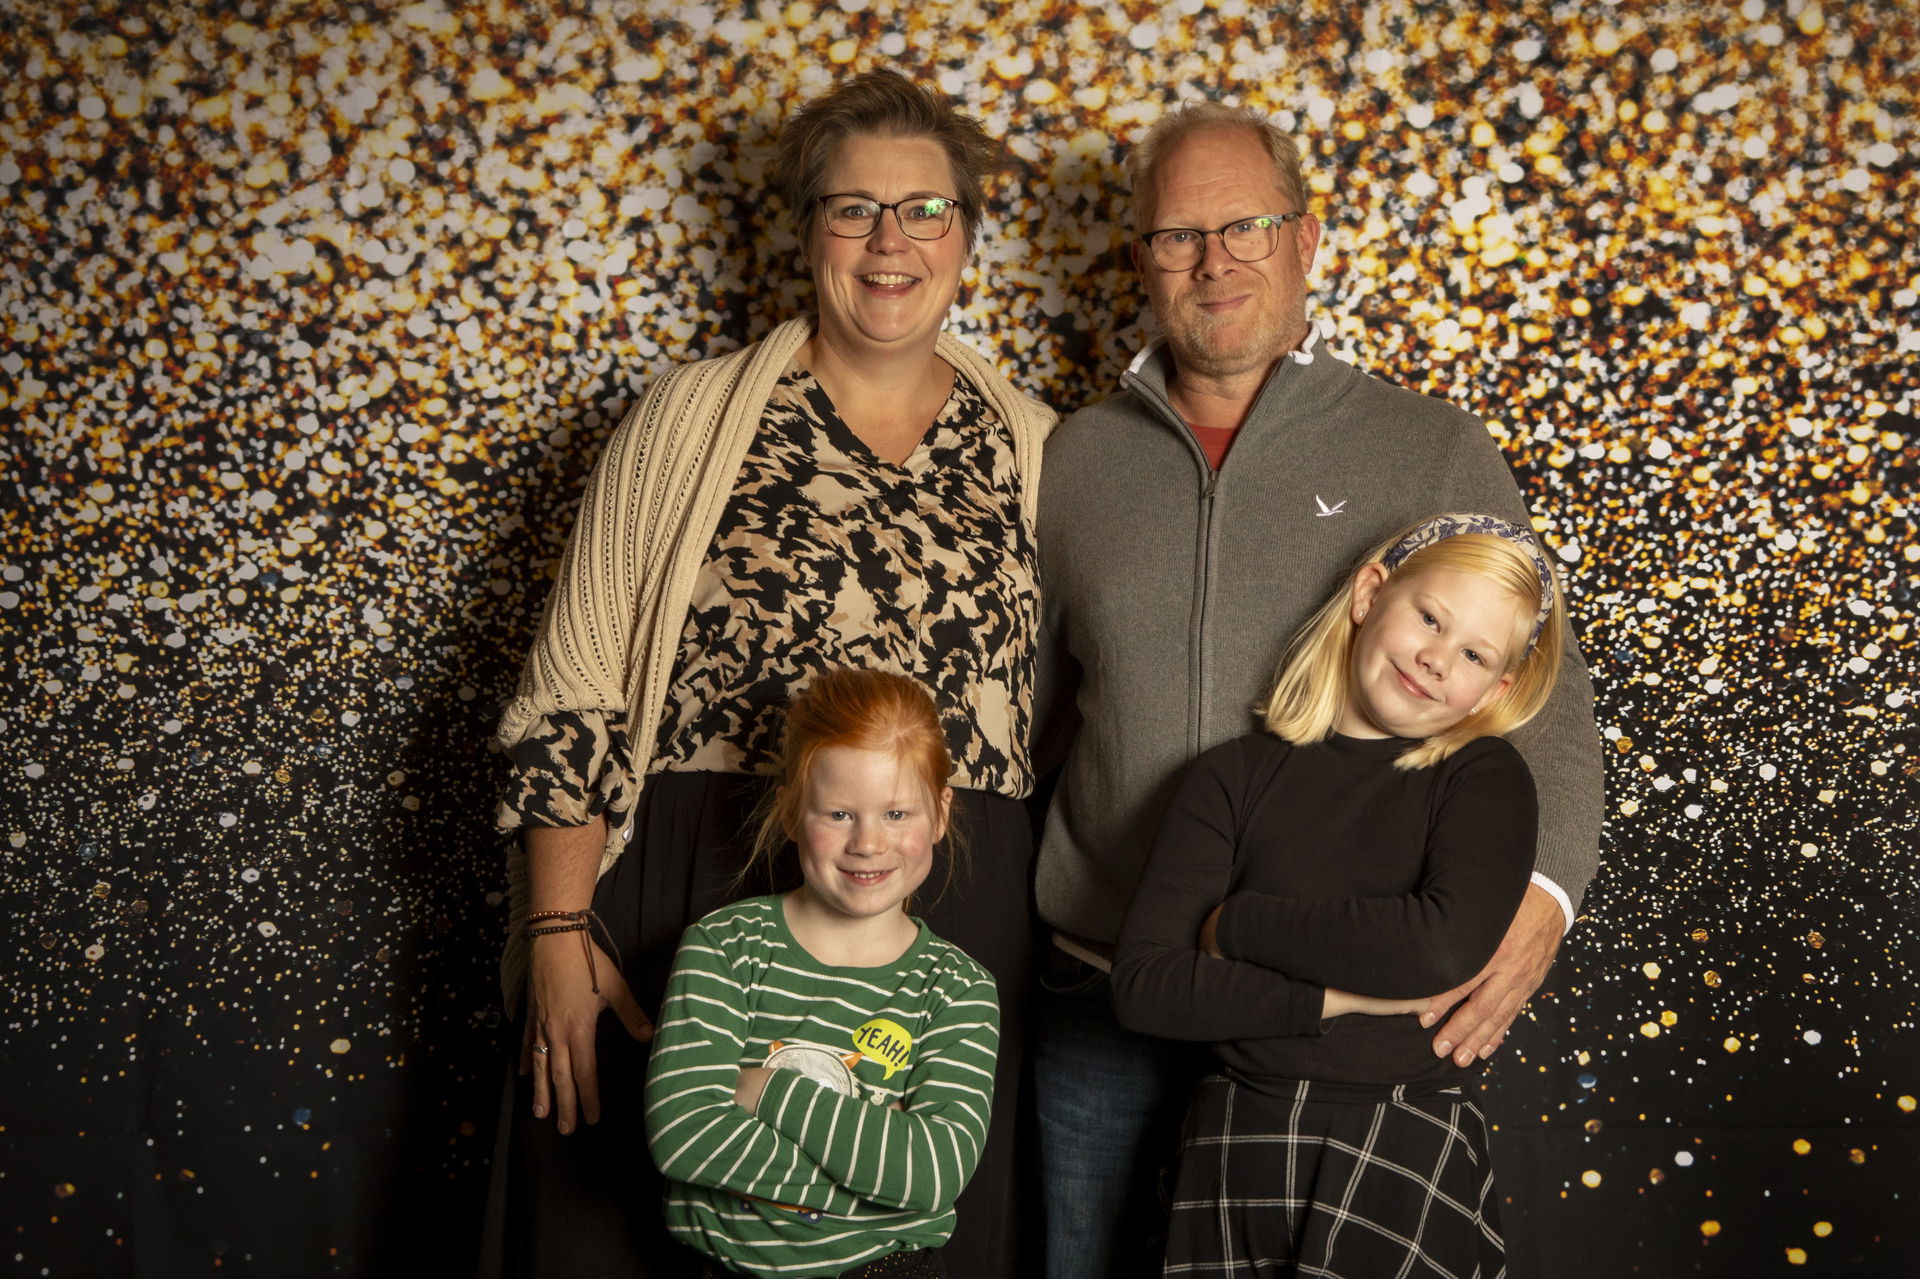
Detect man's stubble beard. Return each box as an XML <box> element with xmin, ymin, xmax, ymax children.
<box><xmin>1160</xmin><ymin>296</ymin><xmax>1302</xmax><ymax>383</ymax></box>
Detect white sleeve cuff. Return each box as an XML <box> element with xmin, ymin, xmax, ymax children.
<box><xmin>1531</xmin><ymin>871</ymin><xmax>1575</xmax><ymax>934</ymax></box>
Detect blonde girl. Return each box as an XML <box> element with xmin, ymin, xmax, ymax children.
<box><xmin>645</xmin><ymin>668</ymin><xmax>997</xmax><ymax>1279</ymax></box>
<box><xmin>1112</xmin><ymin>513</ymin><xmax>1565</xmax><ymax>1278</ymax></box>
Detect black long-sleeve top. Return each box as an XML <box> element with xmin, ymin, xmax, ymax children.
<box><xmin>1110</xmin><ymin>731</ymin><xmax>1536</xmax><ymax>1094</ymax></box>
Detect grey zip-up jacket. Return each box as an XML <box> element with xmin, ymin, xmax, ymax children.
<box><xmin>1035</xmin><ymin>332</ymin><xmax>1604</xmax><ymax>946</ymax></box>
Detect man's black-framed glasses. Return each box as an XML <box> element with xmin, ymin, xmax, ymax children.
<box><xmin>1141</xmin><ymin>212</ymin><xmax>1304</xmax><ymax>271</ymax></box>
<box><xmin>818</xmin><ymin>194</ymin><xmax>960</xmax><ymax>240</ymax></box>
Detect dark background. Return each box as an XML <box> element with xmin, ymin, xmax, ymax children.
<box><xmin>2</xmin><ymin>1</ymin><xmax>1915</xmax><ymax>1274</ymax></box>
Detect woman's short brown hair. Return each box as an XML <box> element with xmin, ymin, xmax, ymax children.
<box><xmin>772</xmin><ymin>68</ymin><xmax>999</xmax><ymax>252</ymax></box>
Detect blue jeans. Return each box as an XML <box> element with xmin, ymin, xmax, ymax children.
<box><xmin>1031</xmin><ymin>944</ymin><xmax>1205</xmax><ymax>1279</ymax></box>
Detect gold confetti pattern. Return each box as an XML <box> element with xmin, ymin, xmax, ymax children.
<box><xmin>1</xmin><ymin>1</ymin><xmax>1914</xmax><ymax>1273</ymax></box>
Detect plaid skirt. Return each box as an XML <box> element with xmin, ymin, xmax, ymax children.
<box><xmin>1162</xmin><ymin>1075</ymin><xmax>1505</xmax><ymax>1279</ymax></box>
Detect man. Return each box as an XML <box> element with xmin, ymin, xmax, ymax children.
<box><xmin>1031</xmin><ymin>102</ymin><xmax>1604</xmax><ymax>1277</ymax></box>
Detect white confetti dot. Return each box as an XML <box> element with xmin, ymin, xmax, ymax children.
<box><xmin>1675</xmin><ymin>1151</ymin><xmax>1694</xmax><ymax>1167</ymax></box>
<box><xmin>1693</xmin><ymin>84</ymin><xmax>1742</xmax><ymax>113</ymax></box>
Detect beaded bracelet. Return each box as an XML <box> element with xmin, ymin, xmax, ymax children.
<box><xmin>526</xmin><ymin>908</ymin><xmax>622</xmax><ymax>995</ymax></box>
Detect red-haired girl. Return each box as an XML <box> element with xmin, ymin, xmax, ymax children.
<box><xmin>645</xmin><ymin>668</ymin><xmax>997</xmax><ymax>1278</ymax></box>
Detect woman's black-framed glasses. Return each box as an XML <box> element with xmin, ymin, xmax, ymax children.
<box><xmin>818</xmin><ymin>194</ymin><xmax>960</xmax><ymax>241</ymax></box>
<box><xmin>1141</xmin><ymin>212</ymin><xmax>1304</xmax><ymax>271</ymax></box>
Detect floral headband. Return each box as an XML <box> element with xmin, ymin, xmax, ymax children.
<box><xmin>1380</xmin><ymin>513</ymin><xmax>1556</xmax><ymax>650</ymax></box>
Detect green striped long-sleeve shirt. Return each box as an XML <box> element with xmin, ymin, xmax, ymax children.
<box><xmin>644</xmin><ymin>896</ymin><xmax>1000</xmax><ymax>1277</ymax></box>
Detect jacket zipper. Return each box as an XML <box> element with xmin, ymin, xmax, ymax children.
<box><xmin>1124</xmin><ymin>368</ymin><xmax>1221</xmax><ymax>758</ymax></box>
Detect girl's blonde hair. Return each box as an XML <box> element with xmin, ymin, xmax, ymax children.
<box><xmin>744</xmin><ymin>666</ymin><xmax>963</xmax><ymax>902</ymax></box>
<box><xmin>1261</xmin><ymin>517</ymin><xmax>1566</xmax><ymax>770</ymax></box>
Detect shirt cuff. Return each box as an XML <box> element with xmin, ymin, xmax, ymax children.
<box><xmin>1531</xmin><ymin>871</ymin><xmax>1575</xmax><ymax>934</ymax></box>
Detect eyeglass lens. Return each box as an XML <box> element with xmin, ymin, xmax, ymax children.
<box><xmin>821</xmin><ymin>196</ymin><xmax>956</xmax><ymax>240</ymax></box>
<box><xmin>1148</xmin><ymin>217</ymin><xmax>1288</xmax><ymax>270</ymax></box>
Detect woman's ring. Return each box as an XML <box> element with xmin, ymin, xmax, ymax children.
<box><xmin>534</xmin><ymin>1043</ymin><xmax>551</xmax><ymax>1055</ymax></box>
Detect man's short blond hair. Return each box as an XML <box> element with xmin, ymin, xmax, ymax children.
<box><xmin>1126</xmin><ymin>101</ymin><xmax>1308</xmax><ymax>229</ymax></box>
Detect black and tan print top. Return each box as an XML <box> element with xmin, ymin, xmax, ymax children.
<box><xmin>499</xmin><ymin>364</ymin><xmax>1038</xmax><ymax>830</ymax></box>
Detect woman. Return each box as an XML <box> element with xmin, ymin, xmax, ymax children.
<box><xmin>481</xmin><ymin>69</ymin><xmax>1051</xmax><ymax>1279</ymax></box>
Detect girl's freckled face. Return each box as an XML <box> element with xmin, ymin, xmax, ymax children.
<box><xmin>793</xmin><ymin>745</ymin><xmax>948</xmax><ymax>923</ymax></box>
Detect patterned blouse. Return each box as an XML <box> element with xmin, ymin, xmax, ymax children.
<box><xmin>499</xmin><ymin>363</ymin><xmax>1038</xmax><ymax>830</ymax></box>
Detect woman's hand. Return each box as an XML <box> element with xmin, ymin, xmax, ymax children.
<box><xmin>1320</xmin><ymin>987</ymin><xmax>1429</xmax><ymax>1019</ymax></box>
<box><xmin>523</xmin><ymin>930</ymin><xmax>654</xmax><ymax>1135</ymax></box>
<box><xmin>520</xmin><ymin>819</ymin><xmax>652</xmax><ymax>1134</ymax></box>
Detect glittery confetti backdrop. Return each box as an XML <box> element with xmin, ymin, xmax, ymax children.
<box><xmin>2</xmin><ymin>1</ymin><xmax>1915</xmax><ymax>1274</ymax></box>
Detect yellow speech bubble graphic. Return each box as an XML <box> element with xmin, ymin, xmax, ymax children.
<box><xmin>850</xmin><ymin>1018</ymin><xmax>913</xmax><ymax>1080</ymax></box>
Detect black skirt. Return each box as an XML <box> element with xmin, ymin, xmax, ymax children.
<box><xmin>1162</xmin><ymin>1074</ymin><xmax>1505</xmax><ymax>1279</ymax></box>
<box><xmin>479</xmin><ymin>770</ymin><xmax>1034</xmax><ymax>1279</ymax></box>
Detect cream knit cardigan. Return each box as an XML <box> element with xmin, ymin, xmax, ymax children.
<box><xmin>494</xmin><ymin>315</ymin><xmax>1055</xmax><ymax>1001</ymax></box>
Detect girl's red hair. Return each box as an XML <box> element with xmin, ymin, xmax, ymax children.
<box><xmin>747</xmin><ymin>667</ymin><xmax>961</xmax><ymax>896</ymax></box>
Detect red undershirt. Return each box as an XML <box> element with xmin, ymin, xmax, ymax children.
<box><xmin>1188</xmin><ymin>421</ymin><xmax>1239</xmax><ymax>470</ymax></box>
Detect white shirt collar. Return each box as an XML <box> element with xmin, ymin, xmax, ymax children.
<box><xmin>1127</xmin><ymin>315</ymin><xmax>1325</xmax><ymax>377</ymax></box>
